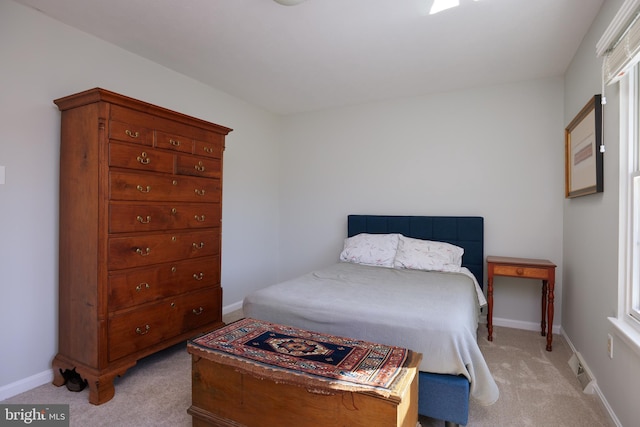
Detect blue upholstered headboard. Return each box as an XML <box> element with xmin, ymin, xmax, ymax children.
<box><xmin>347</xmin><ymin>215</ymin><xmax>484</xmax><ymax>288</ymax></box>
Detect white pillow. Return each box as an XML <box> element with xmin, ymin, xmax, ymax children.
<box><xmin>339</xmin><ymin>233</ymin><xmax>399</xmax><ymax>267</ymax></box>
<box><xmin>393</xmin><ymin>235</ymin><xmax>464</xmax><ymax>271</ymax></box>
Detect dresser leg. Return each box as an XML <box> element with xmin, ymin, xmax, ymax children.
<box><xmin>51</xmin><ymin>363</ymin><xmax>66</xmax><ymax>387</ymax></box>
<box><xmin>86</xmin><ymin>375</ymin><xmax>116</xmax><ymax>405</ymax></box>
<box><xmin>51</xmin><ymin>354</ymin><xmax>131</xmax><ymax>404</ymax></box>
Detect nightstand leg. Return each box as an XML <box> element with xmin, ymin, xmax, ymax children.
<box><xmin>546</xmin><ymin>279</ymin><xmax>554</xmax><ymax>351</ymax></box>
<box><xmin>487</xmin><ymin>276</ymin><xmax>494</xmax><ymax>341</ymax></box>
<box><xmin>541</xmin><ymin>280</ymin><xmax>547</xmax><ymax>336</ymax></box>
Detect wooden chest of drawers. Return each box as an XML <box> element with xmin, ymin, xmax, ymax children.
<box><xmin>51</xmin><ymin>88</ymin><xmax>232</xmax><ymax>404</ymax></box>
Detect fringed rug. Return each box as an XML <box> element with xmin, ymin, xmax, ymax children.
<box><xmin>188</xmin><ymin>318</ymin><xmax>420</xmax><ymax>398</ymax></box>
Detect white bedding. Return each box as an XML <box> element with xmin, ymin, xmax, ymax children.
<box><xmin>242</xmin><ymin>262</ymin><xmax>499</xmax><ymax>406</ymax></box>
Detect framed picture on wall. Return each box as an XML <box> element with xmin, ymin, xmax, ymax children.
<box><xmin>565</xmin><ymin>94</ymin><xmax>603</xmax><ymax>198</ymax></box>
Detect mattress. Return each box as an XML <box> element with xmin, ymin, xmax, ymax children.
<box><xmin>243</xmin><ymin>261</ymin><xmax>499</xmax><ymax>406</ymax></box>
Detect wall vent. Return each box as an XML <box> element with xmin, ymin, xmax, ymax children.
<box><xmin>568</xmin><ymin>352</ymin><xmax>596</xmax><ymax>394</ymax></box>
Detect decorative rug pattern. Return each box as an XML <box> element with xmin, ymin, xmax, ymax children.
<box><xmin>188</xmin><ymin>318</ymin><xmax>415</xmax><ymax>395</ymax></box>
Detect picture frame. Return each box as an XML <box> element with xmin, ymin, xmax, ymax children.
<box><xmin>565</xmin><ymin>94</ymin><xmax>603</xmax><ymax>198</ymax></box>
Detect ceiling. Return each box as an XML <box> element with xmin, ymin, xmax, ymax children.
<box><xmin>15</xmin><ymin>0</ymin><xmax>604</xmax><ymax>115</ymax></box>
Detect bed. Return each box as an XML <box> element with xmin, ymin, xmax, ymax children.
<box><xmin>243</xmin><ymin>215</ymin><xmax>499</xmax><ymax>426</ymax></box>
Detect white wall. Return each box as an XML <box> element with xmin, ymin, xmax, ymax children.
<box><xmin>0</xmin><ymin>0</ymin><xmax>280</xmax><ymax>394</ymax></box>
<box><xmin>2</xmin><ymin>0</ymin><xmax>570</xmax><ymax>411</ymax></box>
<box><xmin>278</xmin><ymin>79</ymin><xmax>566</xmax><ymax>333</ymax></box>
<box><xmin>563</xmin><ymin>0</ymin><xmax>640</xmax><ymax>426</ymax></box>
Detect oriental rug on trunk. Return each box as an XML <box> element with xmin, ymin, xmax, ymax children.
<box><xmin>187</xmin><ymin>318</ymin><xmax>420</xmax><ymax>398</ymax></box>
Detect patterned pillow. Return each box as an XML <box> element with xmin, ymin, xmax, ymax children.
<box><xmin>339</xmin><ymin>233</ymin><xmax>399</xmax><ymax>267</ymax></box>
<box><xmin>393</xmin><ymin>235</ymin><xmax>464</xmax><ymax>271</ymax></box>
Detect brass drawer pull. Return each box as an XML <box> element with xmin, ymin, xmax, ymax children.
<box><xmin>204</xmin><ymin>146</ymin><xmax>213</xmax><ymax>154</ymax></box>
<box><xmin>135</xmin><ymin>325</ymin><xmax>150</xmax><ymax>335</ymax></box>
<box><xmin>136</xmin><ymin>215</ymin><xmax>151</xmax><ymax>224</ymax></box>
<box><xmin>171</xmin><ymin>208</ymin><xmax>178</xmax><ymax>215</ymax></box>
<box><xmin>136</xmin><ymin>152</ymin><xmax>150</xmax><ymax>165</ymax></box>
<box><xmin>125</xmin><ymin>129</ymin><xmax>140</xmax><ymax>138</ymax></box>
<box><xmin>194</xmin><ymin>215</ymin><xmax>206</xmax><ymax>222</ymax></box>
<box><xmin>136</xmin><ymin>185</ymin><xmax>151</xmax><ymax>193</ymax></box>
<box><xmin>192</xmin><ymin>307</ymin><xmax>204</xmax><ymax>315</ymax></box>
<box><xmin>135</xmin><ymin>282</ymin><xmax>150</xmax><ymax>292</ymax></box>
<box><xmin>192</xmin><ymin>242</ymin><xmax>205</xmax><ymax>250</ymax></box>
<box><xmin>169</xmin><ymin>139</ymin><xmax>181</xmax><ymax>147</ymax></box>
<box><xmin>193</xmin><ymin>272</ymin><xmax>204</xmax><ymax>281</ymax></box>
<box><xmin>194</xmin><ymin>161</ymin><xmax>205</xmax><ymax>172</ymax></box>
<box><xmin>194</xmin><ymin>189</ymin><xmax>205</xmax><ymax>196</ymax></box>
<box><xmin>136</xmin><ymin>248</ymin><xmax>151</xmax><ymax>256</ymax></box>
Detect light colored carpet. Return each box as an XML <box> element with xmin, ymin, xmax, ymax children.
<box><xmin>3</xmin><ymin>314</ymin><xmax>613</xmax><ymax>426</ymax></box>
<box><xmin>422</xmin><ymin>326</ymin><xmax>614</xmax><ymax>427</ymax></box>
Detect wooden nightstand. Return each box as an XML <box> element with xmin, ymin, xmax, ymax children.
<box><xmin>486</xmin><ymin>256</ymin><xmax>557</xmax><ymax>351</ymax></box>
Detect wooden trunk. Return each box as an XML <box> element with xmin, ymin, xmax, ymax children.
<box><xmin>188</xmin><ymin>349</ymin><xmax>420</xmax><ymax>427</ymax></box>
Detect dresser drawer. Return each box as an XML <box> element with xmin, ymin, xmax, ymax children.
<box><xmin>108</xmin><ymin>229</ymin><xmax>220</xmax><ymax>270</ymax></box>
<box><xmin>156</xmin><ymin>130</ymin><xmax>193</xmax><ymax>153</ymax></box>
<box><xmin>194</xmin><ymin>137</ymin><xmax>223</xmax><ymax>159</ymax></box>
<box><xmin>176</xmin><ymin>154</ymin><xmax>221</xmax><ymax>179</ymax></box>
<box><xmin>108</xmin><ymin>256</ymin><xmax>220</xmax><ymax>311</ymax></box>
<box><xmin>109</xmin><ymin>120</ymin><xmax>153</xmax><ymax>146</ymax></box>
<box><xmin>109</xmin><ymin>171</ymin><xmax>221</xmax><ymax>203</ymax></box>
<box><xmin>109</xmin><ymin>143</ymin><xmax>174</xmax><ymax>174</ymax></box>
<box><xmin>108</xmin><ymin>287</ymin><xmax>222</xmax><ymax>361</ymax></box>
<box><xmin>493</xmin><ymin>265</ymin><xmax>551</xmax><ymax>280</ymax></box>
<box><xmin>109</xmin><ymin>202</ymin><xmax>220</xmax><ymax>233</ymax></box>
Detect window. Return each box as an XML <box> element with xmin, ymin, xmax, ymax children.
<box><xmin>599</xmin><ymin>0</ymin><xmax>640</xmax><ymax>354</ymax></box>
<box><xmin>629</xmin><ymin>69</ymin><xmax>640</xmax><ymax>322</ymax></box>
<box><xmin>611</xmin><ymin>64</ymin><xmax>640</xmax><ymax>354</ymax></box>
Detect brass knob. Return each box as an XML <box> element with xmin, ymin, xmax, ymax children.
<box><xmin>135</xmin><ymin>283</ymin><xmax>150</xmax><ymax>292</ymax></box>
<box><xmin>135</xmin><ymin>325</ymin><xmax>150</xmax><ymax>335</ymax></box>
<box><xmin>136</xmin><ymin>215</ymin><xmax>151</xmax><ymax>224</ymax></box>
<box><xmin>136</xmin><ymin>248</ymin><xmax>151</xmax><ymax>256</ymax></box>
<box><xmin>136</xmin><ymin>152</ymin><xmax>150</xmax><ymax>164</ymax></box>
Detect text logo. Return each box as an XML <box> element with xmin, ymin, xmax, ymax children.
<box><xmin>0</xmin><ymin>405</ymin><xmax>69</xmax><ymax>426</ymax></box>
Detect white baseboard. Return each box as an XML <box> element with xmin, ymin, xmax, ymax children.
<box><xmin>490</xmin><ymin>316</ymin><xmax>562</xmax><ymax>335</ymax></box>
<box><xmin>223</xmin><ymin>300</ymin><xmax>243</xmax><ymax>315</ymax></box>
<box><xmin>0</xmin><ymin>370</ymin><xmax>53</xmax><ymax>401</ymax></box>
<box><xmin>560</xmin><ymin>328</ymin><xmax>623</xmax><ymax>427</ymax></box>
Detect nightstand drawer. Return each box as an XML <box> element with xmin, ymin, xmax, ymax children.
<box><xmin>493</xmin><ymin>265</ymin><xmax>550</xmax><ymax>280</ymax></box>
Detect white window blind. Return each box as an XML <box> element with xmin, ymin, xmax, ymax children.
<box><xmin>598</xmin><ymin>0</ymin><xmax>640</xmax><ymax>84</ymax></box>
